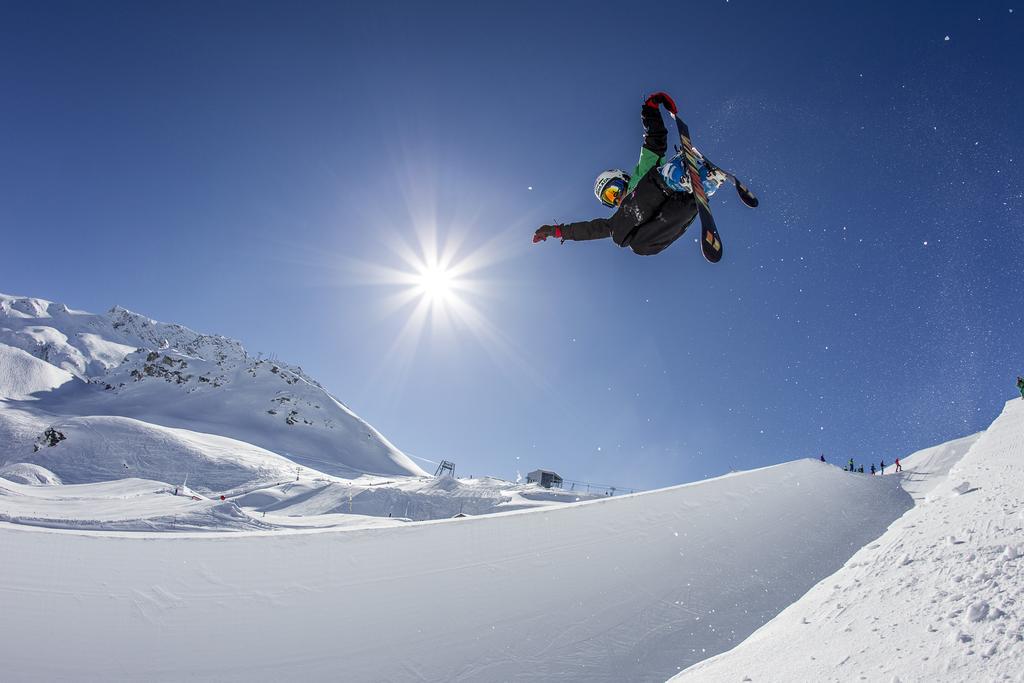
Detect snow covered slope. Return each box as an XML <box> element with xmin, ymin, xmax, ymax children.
<box><xmin>0</xmin><ymin>343</ymin><xmax>76</xmax><ymax>400</ymax></box>
<box><xmin>893</xmin><ymin>431</ymin><xmax>982</xmax><ymax>501</ymax></box>
<box><xmin>233</xmin><ymin>473</ymin><xmax>597</xmax><ymax>521</ymax></box>
<box><xmin>0</xmin><ymin>477</ymin><xmax>272</xmax><ymax>532</ymax></box>
<box><xmin>0</xmin><ymin>462</ymin><xmax>62</xmax><ymax>485</ymax></box>
<box><xmin>1</xmin><ymin>413</ymin><xmax>304</xmax><ymax>492</ymax></box>
<box><xmin>674</xmin><ymin>399</ymin><xmax>1024</xmax><ymax>682</ymax></box>
<box><xmin>0</xmin><ymin>458</ymin><xmax>911</xmax><ymax>682</ymax></box>
<box><xmin>0</xmin><ymin>292</ymin><xmax>426</xmax><ymax>481</ymax></box>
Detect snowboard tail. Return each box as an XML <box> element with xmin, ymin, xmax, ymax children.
<box><xmin>704</xmin><ymin>156</ymin><xmax>759</xmax><ymax>209</ymax></box>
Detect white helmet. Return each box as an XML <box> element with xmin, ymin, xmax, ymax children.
<box><xmin>594</xmin><ymin>169</ymin><xmax>631</xmax><ymax>208</ymax></box>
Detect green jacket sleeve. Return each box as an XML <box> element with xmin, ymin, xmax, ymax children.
<box><xmin>627</xmin><ymin>146</ymin><xmax>662</xmax><ymax>194</ymax></box>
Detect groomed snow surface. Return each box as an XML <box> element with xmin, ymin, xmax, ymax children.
<box><xmin>1</xmin><ymin>459</ymin><xmax>912</xmax><ymax>682</ymax></box>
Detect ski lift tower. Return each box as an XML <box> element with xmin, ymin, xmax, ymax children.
<box><xmin>434</xmin><ymin>460</ymin><xmax>456</xmax><ymax>478</ymax></box>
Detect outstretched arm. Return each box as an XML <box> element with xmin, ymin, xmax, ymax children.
<box><xmin>533</xmin><ymin>214</ymin><xmax>623</xmax><ymax>244</ymax></box>
<box><xmin>560</xmin><ymin>217</ymin><xmax>613</xmax><ymax>241</ymax></box>
<box><xmin>533</xmin><ymin>218</ymin><xmax>612</xmax><ymax>243</ymax></box>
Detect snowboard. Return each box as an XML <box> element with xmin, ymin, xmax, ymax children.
<box><xmin>668</xmin><ymin>109</ymin><xmax>758</xmax><ymax>263</ymax></box>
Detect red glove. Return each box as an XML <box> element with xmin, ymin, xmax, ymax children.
<box><xmin>533</xmin><ymin>225</ymin><xmax>563</xmax><ymax>243</ymax></box>
<box><xmin>644</xmin><ymin>91</ymin><xmax>678</xmax><ymax>114</ymax></box>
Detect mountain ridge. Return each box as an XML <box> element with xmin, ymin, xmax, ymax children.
<box><xmin>0</xmin><ymin>292</ymin><xmax>427</xmax><ymax>483</ymax></box>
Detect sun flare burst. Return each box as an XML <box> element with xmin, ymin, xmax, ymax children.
<box><xmin>353</xmin><ymin>221</ymin><xmax>504</xmax><ymax>358</ymax></box>
<box><xmin>343</xmin><ymin>211</ymin><xmax>549</xmax><ymax>395</ymax></box>
<box><xmin>415</xmin><ymin>263</ymin><xmax>455</xmax><ymax>303</ymax></box>
<box><xmin>335</xmin><ymin>158</ymin><xmax>546</xmax><ymax>391</ymax></box>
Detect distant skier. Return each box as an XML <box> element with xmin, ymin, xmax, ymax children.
<box><xmin>532</xmin><ymin>92</ymin><xmax>727</xmax><ymax>255</ymax></box>
<box><xmin>848</xmin><ymin>458</ymin><xmax>855</xmax><ymax>472</ymax></box>
<box><xmin>880</xmin><ymin>459</ymin><xmax>885</xmax><ymax>475</ymax></box>
<box><xmin>895</xmin><ymin>458</ymin><xmax>902</xmax><ymax>472</ymax></box>
<box><xmin>870</xmin><ymin>463</ymin><xmax>876</xmax><ymax>475</ymax></box>
<box><xmin>1017</xmin><ymin>376</ymin><xmax>1024</xmax><ymax>399</ymax></box>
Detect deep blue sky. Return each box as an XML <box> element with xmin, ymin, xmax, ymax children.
<box><xmin>4</xmin><ymin>1</ymin><xmax>1022</xmax><ymax>489</ymax></box>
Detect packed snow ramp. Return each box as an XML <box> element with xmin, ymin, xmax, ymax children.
<box><xmin>0</xmin><ymin>459</ymin><xmax>911</xmax><ymax>681</ymax></box>
<box><xmin>674</xmin><ymin>400</ymin><xmax>1022</xmax><ymax>682</ymax></box>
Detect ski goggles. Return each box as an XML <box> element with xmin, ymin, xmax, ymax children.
<box><xmin>600</xmin><ymin>179</ymin><xmax>627</xmax><ymax>208</ymax></box>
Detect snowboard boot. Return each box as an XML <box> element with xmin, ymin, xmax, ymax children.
<box><xmin>658</xmin><ymin>149</ymin><xmax>727</xmax><ymax>197</ymax></box>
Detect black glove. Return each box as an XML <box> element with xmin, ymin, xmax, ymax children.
<box><xmin>533</xmin><ymin>225</ymin><xmax>563</xmax><ymax>243</ymax></box>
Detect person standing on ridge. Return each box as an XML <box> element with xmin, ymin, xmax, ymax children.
<box><xmin>895</xmin><ymin>458</ymin><xmax>902</xmax><ymax>472</ymax></box>
<box><xmin>848</xmin><ymin>458</ymin><xmax>855</xmax><ymax>472</ymax></box>
<box><xmin>532</xmin><ymin>92</ymin><xmax>727</xmax><ymax>255</ymax></box>
<box><xmin>871</xmin><ymin>463</ymin><xmax>876</xmax><ymax>475</ymax></box>
<box><xmin>880</xmin><ymin>459</ymin><xmax>885</xmax><ymax>475</ymax></box>
<box><xmin>820</xmin><ymin>454</ymin><xmax>825</xmax><ymax>463</ymax></box>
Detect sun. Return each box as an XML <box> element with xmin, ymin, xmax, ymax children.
<box><xmin>352</xmin><ymin>223</ymin><xmax>484</xmax><ymax>346</ymax></box>
<box><xmin>415</xmin><ymin>263</ymin><xmax>455</xmax><ymax>303</ymax></box>
<box><xmin>337</xmin><ymin>158</ymin><xmax>544</xmax><ymax>388</ymax></box>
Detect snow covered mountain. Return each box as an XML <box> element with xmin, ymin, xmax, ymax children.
<box><xmin>0</xmin><ymin>292</ymin><xmax>427</xmax><ymax>487</ymax></box>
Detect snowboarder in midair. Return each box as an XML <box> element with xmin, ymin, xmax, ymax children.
<box><xmin>532</xmin><ymin>92</ymin><xmax>727</xmax><ymax>255</ymax></box>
